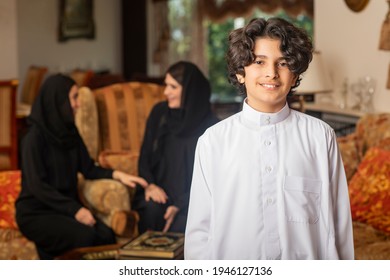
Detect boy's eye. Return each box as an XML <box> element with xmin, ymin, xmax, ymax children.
<box><xmin>254</xmin><ymin>60</ymin><xmax>264</xmax><ymax>65</ymax></box>
<box><xmin>278</xmin><ymin>61</ymin><xmax>288</xmax><ymax>67</ymax></box>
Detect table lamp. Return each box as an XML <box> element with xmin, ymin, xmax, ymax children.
<box><xmin>296</xmin><ymin>51</ymin><xmax>333</xmax><ymax>111</ymax></box>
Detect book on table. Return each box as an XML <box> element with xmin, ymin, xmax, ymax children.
<box><xmin>119</xmin><ymin>231</ymin><xmax>184</xmax><ymax>259</ymax></box>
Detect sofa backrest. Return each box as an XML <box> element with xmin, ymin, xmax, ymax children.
<box><xmin>76</xmin><ymin>82</ymin><xmax>166</xmax><ymax>161</ymax></box>
<box><xmin>355</xmin><ymin>113</ymin><xmax>390</xmax><ymax>158</ymax></box>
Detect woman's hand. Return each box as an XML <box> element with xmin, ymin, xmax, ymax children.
<box><xmin>163</xmin><ymin>205</ymin><xmax>179</xmax><ymax>232</ymax></box>
<box><xmin>144</xmin><ymin>183</ymin><xmax>168</xmax><ymax>204</ymax></box>
<box><xmin>113</xmin><ymin>170</ymin><xmax>148</xmax><ymax>188</ymax></box>
<box><xmin>75</xmin><ymin>207</ymin><xmax>96</xmax><ymax>226</ymax></box>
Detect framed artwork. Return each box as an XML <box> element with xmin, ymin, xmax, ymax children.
<box><xmin>344</xmin><ymin>0</ymin><xmax>370</xmax><ymax>12</ymax></box>
<box><xmin>58</xmin><ymin>0</ymin><xmax>95</xmax><ymax>42</ymax></box>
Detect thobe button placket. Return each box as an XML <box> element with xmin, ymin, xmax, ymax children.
<box><xmin>260</xmin><ymin>124</ymin><xmax>281</xmax><ymax>259</ymax></box>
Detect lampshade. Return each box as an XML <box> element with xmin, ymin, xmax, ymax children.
<box><xmin>297</xmin><ymin>51</ymin><xmax>333</xmax><ymax>94</ymax></box>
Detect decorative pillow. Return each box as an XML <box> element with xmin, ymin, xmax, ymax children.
<box><xmin>0</xmin><ymin>171</ymin><xmax>21</xmax><ymax>229</ymax></box>
<box><xmin>355</xmin><ymin>114</ymin><xmax>390</xmax><ymax>157</ymax></box>
<box><xmin>348</xmin><ymin>147</ymin><xmax>390</xmax><ymax>234</ymax></box>
<box><xmin>376</xmin><ymin>137</ymin><xmax>390</xmax><ymax>152</ymax></box>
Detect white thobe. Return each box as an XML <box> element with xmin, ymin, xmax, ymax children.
<box><xmin>185</xmin><ymin>101</ymin><xmax>354</xmax><ymax>260</ymax></box>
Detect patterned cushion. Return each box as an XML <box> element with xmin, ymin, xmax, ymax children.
<box><xmin>349</xmin><ymin>147</ymin><xmax>390</xmax><ymax>234</ymax></box>
<box><xmin>355</xmin><ymin>114</ymin><xmax>390</xmax><ymax>158</ymax></box>
<box><xmin>376</xmin><ymin>137</ymin><xmax>390</xmax><ymax>152</ymax></box>
<box><xmin>0</xmin><ymin>171</ymin><xmax>21</xmax><ymax>229</ymax></box>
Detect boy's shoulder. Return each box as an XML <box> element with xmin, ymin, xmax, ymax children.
<box><xmin>290</xmin><ymin>109</ymin><xmax>334</xmax><ymax>133</ymax></box>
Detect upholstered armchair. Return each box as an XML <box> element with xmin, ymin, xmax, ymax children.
<box><xmin>75</xmin><ymin>82</ymin><xmax>166</xmax><ymax>237</ymax></box>
<box><xmin>0</xmin><ymin>80</ymin><xmax>19</xmax><ymax>170</ymax></box>
<box><xmin>19</xmin><ymin>65</ymin><xmax>48</xmax><ymax>105</ymax></box>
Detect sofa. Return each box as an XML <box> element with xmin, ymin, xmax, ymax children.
<box><xmin>0</xmin><ymin>170</ymin><xmax>38</xmax><ymax>259</ymax></box>
<box><xmin>338</xmin><ymin>113</ymin><xmax>390</xmax><ymax>259</ymax></box>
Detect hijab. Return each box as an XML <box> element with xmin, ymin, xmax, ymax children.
<box><xmin>28</xmin><ymin>74</ymin><xmax>79</xmax><ymax>149</ymax></box>
<box><xmin>164</xmin><ymin>61</ymin><xmax>212</xmax><ymax>137</ymax></box>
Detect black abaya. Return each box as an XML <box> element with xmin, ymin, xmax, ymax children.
<box><xmin>133</xmin><ymin>62</ymin><xmax>219</xmax><ymax>233</ymax></box>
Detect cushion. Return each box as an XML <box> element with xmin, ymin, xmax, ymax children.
<box><xmin>348</xmin><ymin>147</ymin><xmax>390</xmax><ymax>234</ymax></box>
<box><xmin>0</xmin><ymin>171</ymin><xmax>21</xmax><ymax>229</ymax></box>
<box><xmin>355</xmin><ymin>114</ymin><xmax>390</xmax><ymax>157</ymax></box>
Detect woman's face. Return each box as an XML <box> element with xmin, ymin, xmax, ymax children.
<box><xmin>68</xmin><ymin>85</ymin><xmax>80</xmax><ymax>115</ymax></box>
<box><xmin>164</xmin><ymin>73</ymin><xmax>182</xmax><ymax>109</ymax></box>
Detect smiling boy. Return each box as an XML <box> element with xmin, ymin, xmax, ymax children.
<box><xmin>184</xmin><ymin>17</ymin><xmax>354</xmax><ymax>260</ymax></box>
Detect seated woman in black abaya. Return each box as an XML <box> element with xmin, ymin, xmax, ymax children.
<box><xmin>15</xmin><ymin>74</ymin><xmax>148</xmax><ymax>259</ymax></box>
<box><xmin>132</xmin><ymin>61</ymin><xmax>219</xmax><ymax>233</ymax></box>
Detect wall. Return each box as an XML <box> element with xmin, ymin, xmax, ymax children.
<box><xmin>0</xmin><ymin>0</ymin><xmax>18</xmax><ymax>79</ymax></box>
<box><xmin>315</xmin><ymin>0</ymin><xmax>390</xmax><ymax>112</ymax></box>
<box><xmin>16</xmin><ymin>0</ymin><xmax>121</xmax><ymax>99</ymax></box>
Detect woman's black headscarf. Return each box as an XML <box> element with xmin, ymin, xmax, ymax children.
<box><xmin>28</xmin><ymin>74</ymin><xmax>79</xmax><ymax>149</ymax></box>
<box><xmin>164</xmin><ymin>61</ymin><xmax>212</xmax><ymax>137</ymax></box>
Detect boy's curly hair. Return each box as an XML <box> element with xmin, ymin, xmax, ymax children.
<box><xmin>226</xmin><ymin>17</ymin><xmax>313</xmax><ymax>96</ymax></box>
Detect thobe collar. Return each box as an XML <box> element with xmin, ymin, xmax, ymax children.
<box><xmin>242</xmin><ymin>98</ymin><xmax>290</xmax><ymax>126</ymax></box>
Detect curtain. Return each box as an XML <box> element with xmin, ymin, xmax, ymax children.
<box><xmin>150</xmin><ymin>0</ymin><xmax>313</xmax><ymax>76</ymax></box>
<box><xmin>199</xmin><ymin>0</ymin><xmax>313</xmax><ymax>22</ymax></box>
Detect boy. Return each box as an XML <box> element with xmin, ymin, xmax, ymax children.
<box><xmin>184</xmin><ymin>17</ymin><xmax>354</xmax><ymax>260</ymax></box>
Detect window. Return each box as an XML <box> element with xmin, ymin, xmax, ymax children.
<box><xmin>168</xmin><ymin>0</ymin><xmax>313</xmax><ymax>103</ymax></box>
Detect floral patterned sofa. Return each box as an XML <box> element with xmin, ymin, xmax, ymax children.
<box><xmin>338</xmin><ymin>113</ymin><xmax>390</xmax><ymax>259</ymax></box>
<box><xmin>0</xmin><ymin>170</ymin><xmax>38</xmax><ymax>259</ymax></box>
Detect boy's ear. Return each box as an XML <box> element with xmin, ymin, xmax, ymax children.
<box><xmin>292</xmin><ymin>74</ymin><xmax>299</xmax><ymax>86</ymax></box>
<box><xmin>236</xmin><ymin>74</ymin><xmax>245</xmax><ymax>84</ymax></box>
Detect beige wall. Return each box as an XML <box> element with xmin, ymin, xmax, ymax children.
<box><xmin>13</xmin><ymin>0</ymin><xmax>121</xmax><ymax>99</ymax></box>
<box><xmin>315</xmin><ymin>0</ymin><xmax>390</xmax><ymax>112</ymax></box>
<box><xmin>0</xmin><ymin>0</ymin><xmax>18</xmax><ymax>80</ymax></box>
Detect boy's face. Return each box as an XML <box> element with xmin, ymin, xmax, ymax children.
<box><xmin>236</xmin><ymin>37</ymin><xmax>297</xmax><ymax>113</ymax></box>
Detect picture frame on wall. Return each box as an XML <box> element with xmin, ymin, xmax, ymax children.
<box><xmin>58</xmin><ymin>0</ymin><xmax>95</xmax><ymax>42</ymax></box>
